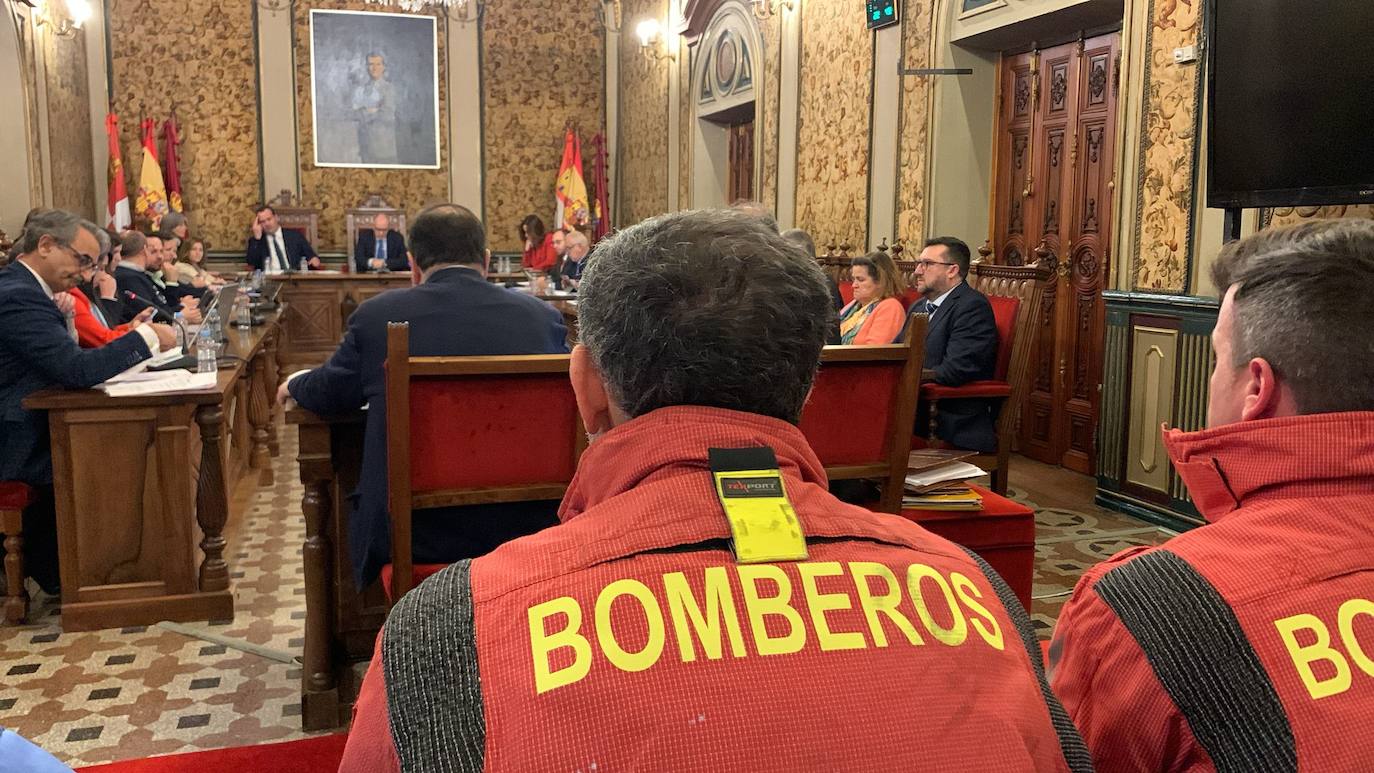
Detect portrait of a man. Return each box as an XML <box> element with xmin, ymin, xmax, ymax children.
<box><xmin>310</xmin><ymin>10</ymin><xmax>439</xmax><ymax>169</ymax></box>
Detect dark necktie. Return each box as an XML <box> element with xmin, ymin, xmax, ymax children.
<box><xmin>271</xmin><ymin>233</ymin><xmax>287</xmax><ymax>272</ymax></box>
<box><xmin>926</xmin><ymin>300</ymin><xmax>938</xmax><ymax>316</ymax></box>
<box><xmin>378</xmin><ymin>236</ymin><xmax>387</xmax><ymax>264</ymax></box>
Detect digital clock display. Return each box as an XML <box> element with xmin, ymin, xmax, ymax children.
<box><xmin>866</xmin><ymin>0</ymin><xmax>898</xmax><ymax>29</ymax></box>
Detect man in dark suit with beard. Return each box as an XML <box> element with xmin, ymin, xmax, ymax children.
<box><xmin>279</xmin><ymin>203</ymin><xmax>569</xmax><ymax>589</ymax></box>
<box><xmin>911</xmin><ymin>236</ymin><xmax>1000</xmax><ymax>452</ymax></box>
<box><xmin>246</xmin><ymin>205</ymin><xmax>321</xmax><ymax>274</ymax></box>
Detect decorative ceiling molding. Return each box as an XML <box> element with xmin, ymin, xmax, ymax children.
<box><xmin>679</xmin><ymin>0</ymin><xmax>729</xmax><ymax>45</ymax></box>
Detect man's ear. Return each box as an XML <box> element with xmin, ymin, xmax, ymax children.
<box><xmin>482</xmin><ymin>249</ymin><xmax>491</xmax><ymax>273</ymax></box>
<box><xmin>570</xmin><ymin>345</ymin><xmax>614</xmax><ymax>436</ymax></box>
<box><xmin>1240</xmin><ymin>356</ymin><xmax>1296</xmax><ymax>421</ymax></box>
<box><xmin>408</xmin><ymin>252</ymin><xmax>421</xmax><ymax>286</ymax></box>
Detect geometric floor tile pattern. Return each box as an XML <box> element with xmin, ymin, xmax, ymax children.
<box><xmin>0</xmin><ymin>440</ymin><xmax>1168</xmax><ymax>766</ymax></box>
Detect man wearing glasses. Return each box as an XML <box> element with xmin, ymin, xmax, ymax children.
<box><xmin>0</xmin><ymin>210</ymin><xmax>167</xmax><ymax>596</ymax></box>
<box><xmin>911</xmin><ymin>236</ymin><xmax>1000</xmax><ymax>452</ymax></box>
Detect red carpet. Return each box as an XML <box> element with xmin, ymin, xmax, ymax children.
<box><xmin>76</xmin><ymin>734</ymin><xmax>347</xmax><ymax>773</ymax></box>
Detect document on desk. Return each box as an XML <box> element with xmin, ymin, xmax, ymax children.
<box><xmin>99</xmin><ymin>370</ymin><xmax>219</xmax><ymax>397</ymax></box>
<box><xmin>103</xmin><ymin>348</ymin><xmax>186</xmax><ymax>383</ymax></box>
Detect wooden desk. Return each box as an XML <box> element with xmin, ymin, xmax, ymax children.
<box><xmin>287</xmin><ymin>408</ymin><xmax>386</xmax><ymax>731</ymax></box>
<box><xmin>23</xmin><ymin>312</ymin><xmax>285</xmax><ymax>631</ymax></box>
<box><xmin>270</xmin><ymin>273</ymin><xmax>411</xmax><ymax>371</ymax></box>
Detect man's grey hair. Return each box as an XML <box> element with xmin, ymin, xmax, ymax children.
<box><xmin>780</xmin><ymin>228</ymin><xmax>816</xmax><ymax>257</ymax></box>
<box><xmin>578</xmin><ymin>208</ymin><xmax>835</xmax><ymax>423</ymax></box>
<box><xmin>161</xmin><ymin>212</ymin><xmax>187</xmax><ymax>232</ymax></box>
<box><xmin>94</xmin><ymin>228</ymin><xmax>111</xmax><ymax>257</ymax></box>
<box><xmin>16</xmin><ymin>209</ymin><xmax>100</xmax><ymax>255</ymax></box>
<box><xmin>1211</xmin><ymin>218</ymin><xmax>1374</xmax><ymax>414</ymax></box>
<box><xmin>730</xmin><ymin>199</ymin><xmax>779</xmax><ymax>233</ymax></box>
<box><xmin>565</xmin><ymin>230</ymin><xmax>589</xmax><ymax>248</ymax></box>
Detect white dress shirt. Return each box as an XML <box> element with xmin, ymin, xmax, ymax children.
<box><xmin>263</xmin><ymin>229</ymin><xmax>290</xmax><ymax>275</ymax></box>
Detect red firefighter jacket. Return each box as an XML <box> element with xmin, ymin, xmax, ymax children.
<box><xmin>340</xmin><ymin>406</ymin><xmax>1091</xmax><ymax>772</ymax></box>
<box><xmin>1049</xmin><ymin>412</ymin><xmax>1374</xmax><ymax>772</ymax></box>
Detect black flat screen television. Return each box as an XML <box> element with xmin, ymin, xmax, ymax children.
<box><xmin>1206</xmin><ymin>1</ymin><xmax>1374</xmax><ymax>208</ymax></box>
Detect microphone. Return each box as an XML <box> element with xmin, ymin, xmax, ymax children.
<box><xmin>123</xmin><ymin>291</ymin><xmax>189</xmax><ymax>354</ymax></box>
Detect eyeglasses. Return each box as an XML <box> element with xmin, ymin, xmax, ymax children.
<box><xmin>915</xmin><ymin>260</ymin><xmax>956</xmax><ymax>270</ymax></box>
<box><xmin>57</xmin><ymin>243</ymin><xmax>97</xmax><ymax>269</ymax></box>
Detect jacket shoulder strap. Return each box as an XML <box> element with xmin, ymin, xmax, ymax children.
<box><xmin>1092</xmin><ymin>549</ymin><xmax>1296</xmax><ymax>773</ymax></box>
<box><xmin>382</xmin><ymin>560</ymin><xmax>485</xmax><ymax>773</ymax></box>
<box><xmin>957</xmin><ymin>547</ymin><xmax>1094</xmax><ymax>773</ymax></box>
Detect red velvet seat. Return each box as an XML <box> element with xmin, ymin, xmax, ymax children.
<box><xmin>898</xmin><ymin>484</ymin><xmax>1035</xmax><ymax>609</ymax></box>
<box><xmin>381</xmin><ymin>322</ymin><xmax>584</xmax><ymax>604</ymax></box>
<box><xmin>2</xmin><ymin>481</ymin><xmax>35</xmax><ymax>625</ymax></box>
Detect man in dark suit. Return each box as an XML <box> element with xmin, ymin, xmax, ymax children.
<box><xmin>0</xmin><ymin>210</ymin><xmax>167</xmax><ymax>594</ymax></box>
<box><xmin>246</xmin><ymin>205</ymin><xmax>321</xmax><ymax>274</ymax></box>
<box><xmin>280</xmin><ymin>204</ymin><xmax>569</xmax><ymax>588</ymax></box>
<box><xmin>353</xmin><ymin>213</ymin><xmax>408</xmax><ymax>273</ymax></box>
<box><xmin>115</xmin><ymin>231</ymin><xmax>177</xmax><ymax>324</ymax></box>
<box><xmin>912</xmin><ymin>236</ymin><xmax>1000</xmax><ymax>452</ymax></box>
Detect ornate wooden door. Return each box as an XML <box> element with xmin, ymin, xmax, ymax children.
<box><xmin>728</xmin><ymin>120</ymin><xmax>755</xmax><ymax>203</ymax></box>
<box><xmin>992</xmin><ymin>33</ymin><xmax>1119</xmax><ymax>474</ymax></box>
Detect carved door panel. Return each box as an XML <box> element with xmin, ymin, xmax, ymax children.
<box><xmin>995</xmin><ymin>33</ymin><xmax>1119</xmax><ymax>473</ymax></box>
<box><xmin>728</xmin><ymin>120</ymin><xmax>755</xmax><ymax>203</ymax></box>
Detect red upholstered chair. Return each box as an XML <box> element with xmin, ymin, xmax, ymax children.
<box><xmin>1</xmin><ymin>481</ymin><xmax>35</xmax><ymax>624</ymax></box>
<box><xmin>799</xmin><ymin>315</ymin><xmax>927</xmax><ymax>513</ymax></box>
<box><xmin>919</xmin><ymin>261</ymin><xmax>1049</xmax><ymax>494</ymax></box>
<box><xmin>383</xmin><ymin>322</ymin><xmax>585</xmax><ymax>604</ymax></box>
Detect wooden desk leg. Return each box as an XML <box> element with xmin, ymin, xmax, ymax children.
<box><xmin>195</xmin><ymin>405</ymin><xmax>231</xmax><ymax>595</ymax></box>
<box><xmin>2</xmin><ymin>508</ymin><xmax>27</xmax><ymax>624</ymax></box>
<box><xmin>248</xmin><ymin>353</ymin><xmax>274</xmax><ymax>486</ymax></box>
<box><xmin>265</xmin><ymin>331</ymin><xmax>282</xmax><ymax>458</ymax></box>
<box><xmin>299</xmin><ymin>423</ymin><xmax>340</xmax><ymax>730</ymax></box>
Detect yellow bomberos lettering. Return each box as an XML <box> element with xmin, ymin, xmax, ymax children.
<box><xmin>528</xmin><ymin>596</ymin><xmax>592</xmax><ymax>695</ymax></box>
<box><xmin>526</xmin><ymin>560</ymin><xmax>1015</xmax><ymax>694</ymax></box>
<box><xmin>737</xmin><ymin>564</ymin><xmax>807</xmax><ymax>655</ymax></box>
<box><xmin>1275</xmin><ymin>613</ymin><xmax>1352</xmax><ymax>700</ymax></box>
<box><xmin>1337</xmin><ymin>599</ymin><xmax>1374</xmax><ymax>677</ymax></box>
<box><xmin>664</xmin><ymin>568</ymin><xmax>747</xmax><ymax>662</ymax></box>
<box><xmin>907</xmin><ymin>564</ymin><xmax>968</xmax><ymax>646</ymax></box>
<box><xmin>951</xmin><ymin>571</ymin><xmax>1005</xmax><ymax>651</ymax></box>
<box><xmin>850</xmin><ymin>561</ymin><xmax>923</xmax><ymax>647</ymax></box>
<box><xmin>594</xmin><ymin>579</ymin><xmax>666</xmax><ymax>674</ymax></box>
<box><xmin>798</xmin><ymin>562</ymin><xmax>866</xmax><ymax>651</ymax></box>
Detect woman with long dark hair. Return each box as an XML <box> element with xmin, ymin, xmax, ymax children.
<box><xmin>520</xmin><ymin>214</ymin><xmax>557</xmax><ymax>273</ymax></box>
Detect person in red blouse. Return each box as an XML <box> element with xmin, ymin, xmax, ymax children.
<box><xmin>69</xmin><ymin>232</ymin><xmax>173</xmax><ymax>350</ymax></box>
<box><xmin>519</xmin><ymin>214</ymin><xmax>557</xmax><ymax>273</ymax></box>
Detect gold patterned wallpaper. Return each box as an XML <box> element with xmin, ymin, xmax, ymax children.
<box><xmin>1132</xmin><ymin>0</ymin><xmax>1200</xmax><ymax>292</ymax></box>
<box><xmin>43</xmin><ymin>31</ymin><xmax>95</xmax><ymax>218</ymax></box>
<box><xmin>294</xmin><ymin>0</ymin><xmax>449</xmax><ymax>251</ymax></box>
<box><xmin>895</xmin><ymin>0</ymin><xmax>932</xmax><ymax>246</ymax></box>
<box><xmin>109</xmin><ymin>0</ymin><xmax>257</xmax><ymax>251</ymax></box>
<box><xmin>617</xmin><ymin>0</ymin><xmax>670</xmax><ymax>226</ymax></box>
<box><xmin>482</xmin><ymin>0</ymin><xmax>604</xmax><ymax>252</ymax></box>
<box><xmin>678</xmin><ymin>39</ymin><xmax>691</xmax><ymax>210</ymax></box>
<box><xmin>795</xmin><ymin>0</ymin><xmax>871</xmax><ymax>251</ymax></box>
<box><xmin>1265</xmin><ymin>205</ymin><xmax>1374</xmax><ymax>229</ymax></box>
<box><xmin>757</xmin><ymin>13</ymin><xmax>780</xmax><ymax>213</ymax></box>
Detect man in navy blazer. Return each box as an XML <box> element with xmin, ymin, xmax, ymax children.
<box><xmin>911</xmin><ymin>236</ymin><xmax>1001</xmax><ymax>452</ymax></box>
<box><xmin>0</xmin><ymin>210</ymin><xmax>165</xmax><ymax>593</ymax></box>
<box><xmin>280</xmin><ymin>203</ymin><xmax>568</xmax><ymax>588</ymax></box>
<box><xmin>245</xmin><ymin>205</ymin><xmax>321</xmax><ymax>274</ymax></box>
<box><xmin>353</xmin><ymin>213</ymin><xmax>409</xmax><ymax>273</ymax></box>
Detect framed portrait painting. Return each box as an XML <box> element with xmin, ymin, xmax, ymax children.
<box><xmin>309</xmin><ymin>9</ymin><xmax>440</xmax><ymax>169</ymax></box>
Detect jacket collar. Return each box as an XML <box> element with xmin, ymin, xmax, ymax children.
<box><xmin>423</xmin><ymin>265</ymin><xmax>484</xmax><ymax>285</ymax></box>
<box><xmin>557</xmin><ymin>405</ymin><xmax>828</xmax><ymax>523</ymax></box>
<box><xmin>1162</xmin><ymin>412</ymin><xmax>1374</xmax><ymax>522</ymax></box>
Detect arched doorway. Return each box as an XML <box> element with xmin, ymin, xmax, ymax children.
<box><xmin>687</xmin><ymin>1</ymin><xmax>762</xmax><ymax>209</ymax></box>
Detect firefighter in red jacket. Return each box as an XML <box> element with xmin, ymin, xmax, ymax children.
<box><xmin>1049</xmin><ymin>219</ymin><xmax>1374</xmax><ymax>772</ymax></box>
<box><xmin>339</xmin><ymin>210</ymin><xmax>1092</xmax><ymax>772</ymax></box>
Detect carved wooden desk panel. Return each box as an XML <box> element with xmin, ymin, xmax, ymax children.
<box><xmin>271</xmin><ymin>274</ymin><xmax>411</xmax><ymax>372</ymax></box>
<box><xmin>24</xmin><ymin>312</ymin><xmax>284</xmax><ymax>632</ymax></box>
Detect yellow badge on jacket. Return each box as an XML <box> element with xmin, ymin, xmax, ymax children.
<box><xmin>709</xmin><ymin>447</ymin><xmax>808</xmax><ymax>564</ymax></box>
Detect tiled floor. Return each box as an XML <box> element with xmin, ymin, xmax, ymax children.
<box><xmin>1</xmin><ymin>444</ymin><xmax>1171</xmax><ymax>767</ymax></box>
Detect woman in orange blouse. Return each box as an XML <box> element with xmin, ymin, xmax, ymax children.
<box><xmin>837</xmin><ymin>252</ymin><xmax>907</xmax><ymax>344</ymax></box>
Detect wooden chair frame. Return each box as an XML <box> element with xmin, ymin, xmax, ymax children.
<box><xmin>266</xmin><ymin>189</ymin><xmax>320</xmax><ymax>248</ymax></box>
<box><xmin>2</xmin><ymin>497</ymin><xmax>28</xmax><ymax>624</ymax></box>
<box><xmin>384</xmin><ymin>322</ymin><xmax>585</xmax><ymax>603</ymax></box>
<box><xmin>806</xmin><ymin>314</ymin><xmax>928</xmax><ymax>513</ymax></box>
<box><xmin>925</xmin><ymin>261</ymin><xmax>1050</xmax><ymax>493</ymax></box>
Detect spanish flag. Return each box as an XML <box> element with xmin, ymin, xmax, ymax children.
<box><xmin>554</xmin><ymin>128</ymin><xmax>589</xmax><ymax>230</ymax></box>
<box><xmin>134</xmin><ymin>118</ymin><xmax>169</xmax><ymax>230</ymax></box>
<box><xmin>104</xmin><ymin>113</ymin><xmax>131</xmax><ymax>230</ymax></box>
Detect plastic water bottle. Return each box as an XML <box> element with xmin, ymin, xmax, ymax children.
<box><xmin>196</xmin><ymin>327</ymin><xmax>217</xmax><ymax>374</ymax></box>
<box><xmin>173</xmin><ymin>311</ymin><xmax>186</xmax><ymax>350</ymax></box>
<box><xmin>204</xmin><ymin>306</ymin><xmax>222</xmax><ymax>342</ymax></box>
<box><xmin>299</xmin><ymin>257</ymin><xmax>308</xmax><ymax>272</ymax></box>
<box><xmin>235</xmin><ymin>290</ymin><xmax>252</xmax><ymax>328</ymax></box>
<box><xmin>251</xmin><ymin>269</ymin><xmax>264</xmax><ymax>292</ymax></box>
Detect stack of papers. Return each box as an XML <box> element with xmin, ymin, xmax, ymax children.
<box><xmin>99</xmin><ymin>369</ymin><xmax>218</xmax><ymax>397</ymax></box>
<box><xmin>902</xmin><ymin>460</ymin><xmax>987</xmax><ymax>511</ymax></box>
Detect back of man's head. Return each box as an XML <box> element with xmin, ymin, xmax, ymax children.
<box><xmin>780</xmin><ymin>228</ymin><xmax>816</xmax><ymax>257</ymax></box>
<box><xmin>578</xmin><ymin>209</ymin><xmax>834</xmax><ymax>423</ymax></box>
<box><xmin>923</xmin><ymin>236</ymin><xmax>972</xmax><ymax>277</ymax></box>
<box><xmin>408</xmin><ymin>204</ymin><xmax>485</xmax><ymax>271</ymax></box>
<box><xmin>730</xmin><ymin>199</ymin><xmax>779</xmax><ymax>233</ymax></box>
<box><xmin>1211</xmin><ymin>219</ymin><xmax>1374</xmax><ymax>415</ymax></box>
<box><xmin>120</xmin><ymin>231</ymin><xmax>148</xmax><ymax>261</ymax></box>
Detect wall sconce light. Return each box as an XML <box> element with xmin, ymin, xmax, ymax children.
<box><xmin>752</xmin><ymin>0</ymin><xmax>793</xmax><ymax>20</ymax></box>
<box><xmin>597</xmin><ymin>0</ymin><xmax>622</xmax><ymax>33</ymax></box>
<box><xmin>635</xmin><ymin>18</ymin><xmax>675</xmax><ymax>62</ymax></box>
<box><xmin>28</xmin><ymin>0</ymin><xmax>93</xmax><ymax>38</ymax></box>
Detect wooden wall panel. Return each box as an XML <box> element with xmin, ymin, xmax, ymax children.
<box><xmin>482</xmin><ymin>0</ymin><xmax>605</xmax><ymax>252</ymax></box>
<box><xmin>795</xmin><ymin>0</ymin><xmax>870</xmax><ymax>251</ymax></box>
<box><xmin>617</xmin><ymin>0</ymin><xmax>670</xmax><ymax>226</ymax></box>
<box><xmin>109</xmin><ymin>0</ymin><xmax>257</xmax><ymax>250</ymax></box>
<box><xmin>43</xmin><ymin>31</ymin><xmax>94</xmax><ymax>218</ymax></box>
<box><xmin>895</xmin><ymin>0</ymin><xmax>933</xmax><ymax>246</ymax></box>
